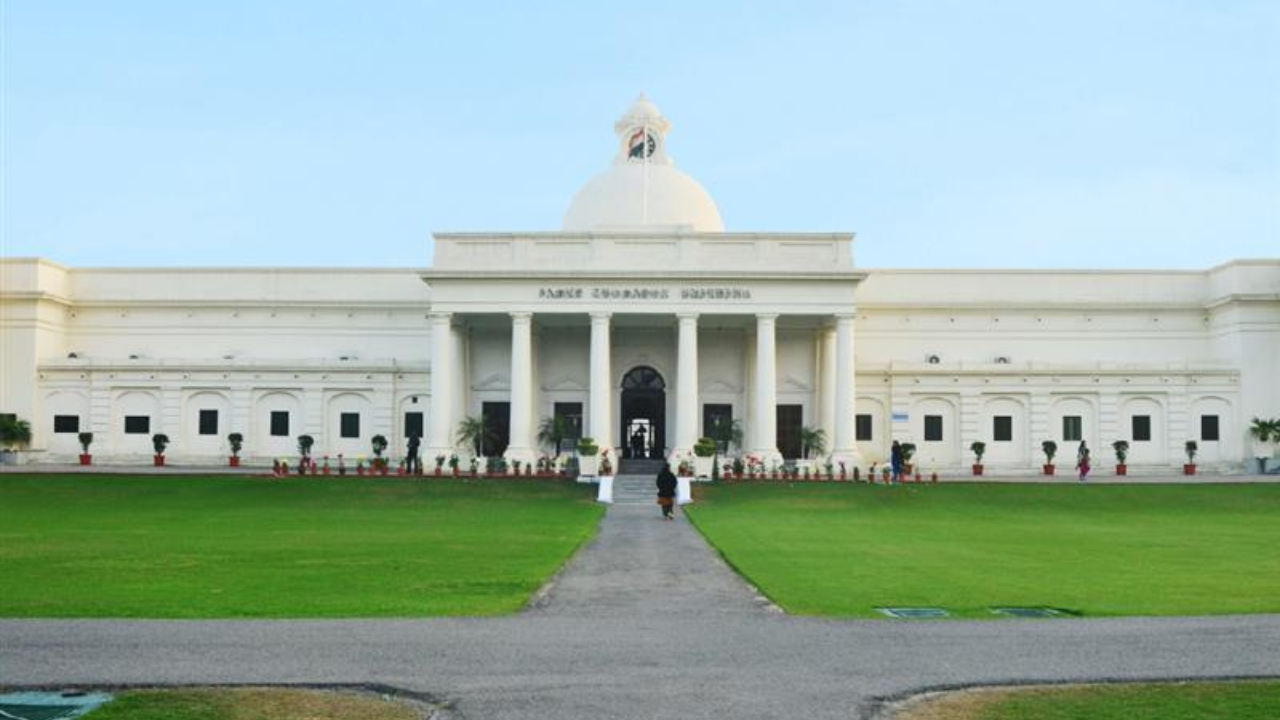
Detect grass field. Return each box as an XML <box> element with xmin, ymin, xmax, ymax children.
<box><xmin>83</xmin><ymin>688</ymin><xmax>422</xmax><ymax>720</ymax></box>
<box><xmin>899</xmin><ymin>680</ymin><xmax>1280</xmax><ymax>720</ymax></box>
<box><xmin>0</xmin><ymin>474</ymin><xmax>602</xmax><ymax>618</ymax></box>
<box><xmin>685</xmin><ymin>482</ymin><xmax>1280</xmax><ymax>618</ymax></box>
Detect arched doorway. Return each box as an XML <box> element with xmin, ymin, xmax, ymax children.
<box><xmin>621</xmin><ymin>366</ymin><xmax>666</xmax><ymax>460</ymax></box>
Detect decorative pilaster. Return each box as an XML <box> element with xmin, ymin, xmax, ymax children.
<box><xmin>673</xmin><ymin>313</ymin><xmax>700</xmax><ymax>457</ymax></box>
<box><xmin>819</xmin><ymin>325</ymin><xmax>837</xmax><ymax>445</ymax></box>
<box><xmin>427</xmin><ymin>312</ymin><xmax>454</xmax><ymax>457</ymax></box>
<box><xmin>505</xmin><ymin>312</ymin><xmax>536</xmax><ymax>464</ymax></box>
<box><xmin>589</xmin><ymin>312</ymin><xmax>614</xmax><ymax>454</ymax></box>
<box><xmin>831</xmin><ymin>312</ymin><xmax>862</xmax><ymax>466</ymax></box>
<box><xmin>752</xmin><ymin>314</ymin><xmax>780</xmax><ymax>460</ymax></box>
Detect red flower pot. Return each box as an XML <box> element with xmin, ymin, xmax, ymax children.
<box><xmin>229</xmin><ymin>456</ymin><xmax>240</xmax><ymax>467</ymax></box>
<box><xmin>153</xmin><ymin>455</ymin><xmax>165</xmax><ymax>467</ymax></box>
<box><xmin>972</xmin><ymin>464</ymin><xmax>983</xmax><ymax>476</ymax></box>
<box><xmin>1043</xmin><ymin>464</ymin><xmax>1055</xmax><ymax>476</ymax></box>
<box><xmin>79</xmin><ymin>454</ymin><xmax>92</xmax><ymax>466</ymax></box>
<box><xmin>1116</xmin><ymin>464</ymin><xmax>1127</xmax><ymax>476</ymax></box>
<box><xmin>1184</xmin><ymin>464</ymin><xmax>1196</xmax><ymax>476</ymax></box>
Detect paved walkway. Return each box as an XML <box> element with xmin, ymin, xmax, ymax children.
<box><xmin>2</xmin><ymin>501</ymin><xmax>1279</xmax><ymax>719</ymax></box>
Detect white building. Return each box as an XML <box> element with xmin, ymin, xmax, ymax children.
<box><xmin>3</xmin><ymin>96</ymin><xmax>1278</xmax><ymax>473</ymax></box>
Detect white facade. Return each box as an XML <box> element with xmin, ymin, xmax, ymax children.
<box><xmin>3</xmin><ymin>97</ymin><xmax>1278</xmax><ymax>472</ymax></box>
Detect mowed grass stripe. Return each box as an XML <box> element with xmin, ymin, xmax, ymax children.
<box><xmin>0</xmin><ymin>475</ymin><xmax>603</xmax><ymax>618</ymax></box>
<box><xmin>685</xmin><ymin>483</ymin><xmax>1280</xmax><ymax>618</ymax></box>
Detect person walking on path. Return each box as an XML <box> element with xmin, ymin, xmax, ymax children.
<box><xmin>1077</xmin><ymin>441</ymin><xmax>1091</xmax><ymax>482</ymax></box>
<box><xmin>890</xmin><ymin>440</ymin><xmax>904</xmax><ymax>483</ymax></box>
<box><xmin>656</xmin><ymin>462</ymin><xmax>678</xmax><ymax>520</ymax></box>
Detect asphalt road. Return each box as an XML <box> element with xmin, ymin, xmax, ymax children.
<box><xmin>3</xmin><ymin>501</ymin><xmax>1278</xmax><ymax>719</ymax></box>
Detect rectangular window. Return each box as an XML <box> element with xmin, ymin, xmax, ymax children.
<box><xmin>924</xmin><ymin>415</ymin><xmax>943</xmax><ymax>442</ymax></box>
<box><xmin>855</xmin><ymin>414</ymin><xmax>873</xmax><ymax>441</ymax></box>
<box><xmin>53</xmin><ymin>415</ymin><xmax>80</xmax><ymax>434</ymax></box>
<box><xmin>555</xmin><ymin>402</ymin><xmax>584</xmax><ymax>440</ymax></box>
<box><xmin>404</xmin><ymin>411</ymin><xmax>424</xmax><ymax>439</ymax></box>
<box><xmin>270</xmin><ymin>411</ymin><xmax>289</xmax><ymax>437</ymax></box>
<box><xmin>992</xmin><ymin>416</ymin><xmax>1013</xmax><ymax>442</ymax></box>
<box><xmin>340</xmin><ymin>412</ymin><xmax>360</xmax><ymax>438</ymax></box>
<box><xmin>1062</xmin><ymin>415</ymin><xmax>1083</xmax><ymax>442</ymax></box>
<box><xmin>124</xmin><ymin>415</ymin><xmax>150</xmax><ymax>434</ymax></box>
<box><xmin>1132</xmin><ymin>415</ymin><xmax>1152</xmax><ymax>442</ymax></box>
<box><xmin>1200</xmin><ymin>415</ymin><xmax>1220</xmax><ymax>442</ymax></box>
<box><xmin>198</xmin><ymin>409</ymin><xmax>218</xmax><ymax>436</ymax></box>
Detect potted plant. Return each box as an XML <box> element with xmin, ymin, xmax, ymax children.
<box><xmin>227</xmin><ymin>432</ymin><xmax>243</xmax><ymax>467</ymax></box>
<box><xmin>1112</xmin><ymin>440</ymin><xmax>1129</xmax><ymax>475</ymax></box>
<box><xmin>900</xmin><ymin>442</ymin><xmax>917</xmax><ymax>475</ymax></box>
<box><xmin>1041</xmin><ymin>440</ymin><xmax>1057</xmax><ymax>476</ymax></box>
<box><xmin>434</xmin><ymin>454</ymin><xmax>446</xmax><ymax>476</ymax></box>
<box><xmin>537</xmin><ymin>415</ymin><xmax>573</xmax><ymax>463</ymax></box>
<box><xmin>78</xmin><ymin>431</ymin><xmax>94</xmax><ymax>466</ymax></box>
<box><xmin>448</xmin><ymin>453</ymin><xmax>459</xmax><ymax>477</ymax></box>
<box><xmin>708</xmin><ymin>416</ymin><xmax>744</xmax><ymax>456</ymax></box>
<box><xmin>371</xmin><ymin>434</ymin><xmax>389</xmax><ymax>474</ymax></box>
<box><xmin>152</xmin><ymin>433</ymin><xmax>170</xmax><ymax>466</ymax></box>
<box><xmin>692</xmin><ymin>437</ymin><xmax>717</xmax><ymax>477</ymax></box>
<box><xmin>1184</xmin><ymin>440</ymin><xmax>1197</xmax><ymax>475</ymax></box>
<box><xmin>598</xmin><ymin>450</ymin><xmax>613</xmax><ymax>477</ymax></box>
<box><xmin>576</xmin><ymin>436</ymin><xmax>600</xmax><ymax>477</ymax></box>
<box><xmin>1249</xmin><ymin>417</ymin><xmax>1277</xmax><ymax>473</ymax></box>
<box><xmin>797</xmin><ymin>426</ymin><xmax>827</xmax><ymax>473</ymax></box>
<box><xmin>677</xmin><ymin>455</ymin><xmax>694</xmax><ymax>478</ymax></box>
<box><xmin>969</xmin><ymin>440</ymin><xmax>986</xmax><ymax>476</ymax></box>
<box><xmin>297</xmin><ymin>434</ymin><xmax>314</xmax><ymax>475</ymax></box>
<box><xmin>0</xmin><ymin>416</ymin><xmax>32</xmax><ymax>465</ymax></box>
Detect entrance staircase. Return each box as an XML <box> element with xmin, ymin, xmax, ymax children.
<box><xmin>611</xmin><ymin>474</ymin><xmax>658</xmax><ymax>506</ymax></box>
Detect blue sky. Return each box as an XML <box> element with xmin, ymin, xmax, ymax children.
<box><xmin>3</xmin><ymin>1</ymin><xmax>1277</xmax><ymax>268</ymax></box>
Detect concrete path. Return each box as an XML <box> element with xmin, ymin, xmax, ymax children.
<box><xmin>3</xmin><ymin>501</ymin><xmax>1279</xmax><ymax>719</ymax></box>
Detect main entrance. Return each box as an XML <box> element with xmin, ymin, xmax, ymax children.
<box><xmin>620</xmin><ymin>366</ymin><xmax>666</xmax><ymax>460</ymax></box>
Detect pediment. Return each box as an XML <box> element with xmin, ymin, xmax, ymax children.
<box><xmin>779</xmin><ymin>375</ymin><xmax>811</xmax><ymax>392</ymax></box>
<box><xmin>544</xmin><ymin>375</ymin><xmax>587</xmax><ymax>392</ymax></box>
<box><xmin>473</xmin><ymin>372</ymin><xmax>510</xmax><ymax>391</ymax></box>
<box><xmin>700</xmin><ymin>379</ymin><xmax>741</xmax><ymax>394</ymax></box>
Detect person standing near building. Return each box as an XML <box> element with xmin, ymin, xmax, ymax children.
<box><xmin>1077</xmin><ymin>441</ymin><xmax>1091</xmax><ymax>482</ymax></box>
<box><xmin>656</xmin><ymin>462</ymin><xmax>677</xmax><ymax>520</ymax></box>
<box><xmin>890</xmin><ymin>440</ymin><xmax>904</xmax><ymax>483</ymax></box>
<box><xmin>406</xmin><ymin>434</ymin><xmax>421</xmax><ymax>475</ymax></box>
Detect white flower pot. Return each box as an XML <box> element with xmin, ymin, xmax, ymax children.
<box><xmin>596</xmin><ymin>476</ymin><xmax>614</xmax><ymax>503</ymax></box>
<box><xmin>693</xmin><ymin>456</ymin><xmax>714</xmax><ymax>478</ymax></box>
<box><xmin>578</xmin><ymin>454</ymin><xmax>599</xmax><ymax>477</ymax></box>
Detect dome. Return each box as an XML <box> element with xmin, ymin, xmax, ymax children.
<box><xmin>563</xmin><ymin>95</ymin><xmax>725</xmax><ymax>233</ymax></box>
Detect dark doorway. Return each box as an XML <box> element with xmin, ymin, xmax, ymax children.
<box><xmin>777</xmin><ymin>404</ymin><xmax>803</xmax><ymax>459</ymax></box>
<box><xmin>553</xmin><ymin>402</ymin><xmax>584</xmax><ymax>447</ymax></box>
<box><xmin>620</xmin><ymin>366</ymin><xmax>666</xmax><ymax>460</ymax></box>
<box><xmin>703</xmin><ymin>403</ymin><xmax>733</xmax><ymax>454</ymax></box>
<box><xmin>481</xmin><ymin>401</ymin><xmax>511</xmax><ymax>456</ymax></box>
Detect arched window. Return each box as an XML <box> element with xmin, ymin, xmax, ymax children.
<box><xmin>621</xmin><ymin>366</ymin><xmax>665</xmax><ymax>391</ymax></box>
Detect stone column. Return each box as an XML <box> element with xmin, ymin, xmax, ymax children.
<box><xmin>819</xmin><ymin>325</ymin><xmax>837</xmax><ymax>445</ymax></box>
<box><xmin>753</xmin><ymin>314</ymin><xmax>780</xmax><ymax>460</ymax></box>
<box><xmin>505</xmin><ymin>312</ymin><xmax>535</xmax><ymax>465</ymax></box>
<box><xmin>673</xmin><ymin>313</ymin><xmax>699</xmax><ymax>456</ymax></box>
<box><xmin>427</xmin><ymin>312</ymin><xmax>454</xmax><ymax>456</ymax></box>
<box><xmin>589</xmin><ymin>312</ymin><xmax>613</xmax><ymax>453</ymax></box>
<box><xmin>832</xmin><ymin>312</ymin><xmax>862</xmax><ymax>466</ymax></box>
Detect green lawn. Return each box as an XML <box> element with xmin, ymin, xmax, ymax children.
<box><xmin>0</xmin><ymin>474</ymin><xmax>602</xmax><ymax>617</ymax></box>
<box><xmin>83</xmin><ymin>688</ymin><xmax>421</xmax><ymax>720</ymax></box>
<box><xmin>685</xmin><ymin>483</ymin><xmax>1280</xmax><ymax>618</ymax></box>
<box><xmin>900</xmin><ymin>680</ymin><xmax>1280</xmax><ymax>720</ymax></box>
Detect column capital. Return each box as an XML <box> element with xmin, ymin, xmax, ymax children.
<box><xmin>589</xmin><ymin>311</ymin><xmax>612</xmax><ymax>322</ymax></box>
<box><xmin>756</xmin><ymin>312</ymin><xmax>779</xmax><ymax>322</ymax></box>
<box><xmin>510</xmin><ymin>311</ymin><xmax>533</xmax><ymax>322</ymax></box>
<box><xmin>676</xmin><ymin>311</ymin><xmax>700</xmax><ymax>322</ymax></box>
<box><xmin>833</xmin><ymin>311</ymin><xmax>857</xmax><ymax>322</ymax></box>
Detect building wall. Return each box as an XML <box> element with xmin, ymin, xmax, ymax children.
<box><xmin>2</xmin><ymin>257</ymin><xmax>1277</xmax><ymax>470</ymax></box>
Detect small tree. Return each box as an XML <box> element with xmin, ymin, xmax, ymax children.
<box><xmin>297</xmin><ymin>434</ymin><xmax>314</xmax><ymax>459</ymax></box>
<box><xmin>79</xmin><ymin>432</ymin><xmax>94</xmax><ymax>455</ymax></box>
<box><xmin>537</xmin><ymin>415</ymin><xmax>573</xmax><ymax>455</ymax></box>
<box><xmin>1041</xmin><ymin>440</ymin><xmax>1057</xmax><ymax>464</ymax></box>
<box><xmin>693</xmin><ymin>437</ymin><xmax>717</xmax><ymax>458</ymax></box>
<box><xmin>227</xmin><ymin>432</ymin><xmax>243</xmax><ymax>458</ymax></box>
<box><xmin>152</xmin><ymin>433</ymin><xmax>170</xmax><ymax>456</ymax></box>
<box><xmin>708</xmin><ymin>416</ymin><xmax>744</xmax><ymax>452</ymax></box>
<box><xmin>1185</xmin><ymin>440</ymin><xmax>1198</xmax><ymax>464</ymax></box>
<box><xmin>0</xmin><ymin>416</ymin><xmax>32</xmax><ymax>450</ymax></box>
<box><xmin>969</xmin><ymin>440</ymin><xmax>986</xmax><ymax>464</ymax></box>
<box><xmin>456</xmin><ymin>415</ymin><xmax>496</xmax><ymax>457</ymax></box>
<box><xmin>371</xmin><ymin>434</ymin><xmax>388</xmax><ymax>459</ymax></box>
<box><xmin>900</xmin><ymin>442</ymin><xmax>917</xmax><ymax>464</ymax></box>
<box><xmin>1112</xmin><ymin>440</ymin><xmax>1129</xmax><ymax>464</ymax></box>
<box><xmin>798</xmin><ymin>426</ymin><xmax>828</xmax><ymax>460</ymax></box>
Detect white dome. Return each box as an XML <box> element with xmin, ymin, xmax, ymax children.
<box><xmin>563</xmin><ymin>94</ymin><xmax>724</xmax><ymax>233</ymax></box>
<box><xmin>564</xmin><ymin>163</ymin><xmax>724</xmax><ymax>232</ymax></box>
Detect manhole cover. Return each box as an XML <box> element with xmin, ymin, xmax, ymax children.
<box><xmin>877</xmin><ymin>607</ymin><xmax>949</xmax><ymax>619</ymax></box>
<box><xmin>0</xmin><ymin>692</ymin><xmax>112</xmax><ymax>720</ymax></box>
<box><xmin>990</xmin><ymin>606</ymin><xmax>1061</xmax><ymax>618</ymax></box>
